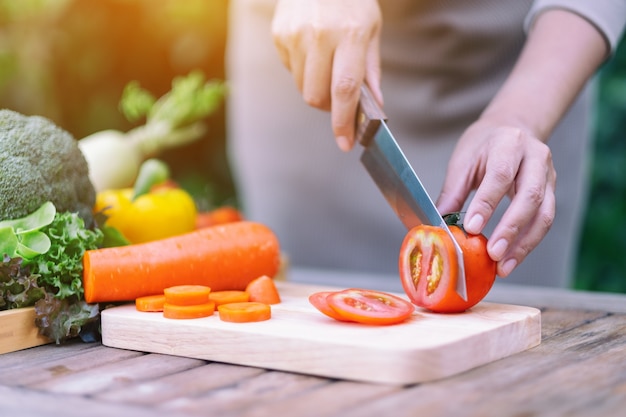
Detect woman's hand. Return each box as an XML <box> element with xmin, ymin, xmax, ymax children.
<box><xmin>436</xmin><ymin>119</ymin><xmax>556</xmax><ymax>278</ymax></box>
<box><xmin>271</xmin><ymin>0</ymin><xmax>383</xmax><ymax>151</ymax></box>
<box><xmin>437</xmin><ymin>9</ymin><xmax>606</xmax><ymax>278</ymax></box>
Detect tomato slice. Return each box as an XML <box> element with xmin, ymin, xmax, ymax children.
<box><xmin>308</xmin><ymin>291</ymin><xmax>353</xmax><ymax>322</ymax></box>
<box><xmin>325</xmin><ymin>289</ymin><xmax>414</xmax><ymax>325</ymax></box>
<box><xmin>399</xmin><ymin>222</ymin><xmax>496</xmax><ymax>313</ymax></box>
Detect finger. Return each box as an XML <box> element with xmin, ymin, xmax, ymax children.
<box><xmin>486</xmin><ymin>143</ymin><xmax>553</xmax><ymax>264</ymax></box>
<box><xmin>285</xmin><ymin>30</ymin><xmax>311</xmax><ymax>94</ymax></box>
<box><xmin>463</xmin><ymin>129</ymin><xmax>525</xmax><ymax>235</ymax></box>
<box><xmin>364</xmin><ymin>30</ymin><xmax>383</xmax><ymax>106</ymax></box>
<box><xmin>273</xmin><ymin>41</ymin><xmax>291</xmax><ymax>72</ymax></box>
<box><xmin>330</xmin><ymin>36</ymin><xmax>370</xmax><ymax>151</ymax></box>
<box><xmin>496</xmin><ymin>179</ymin><xmax>556</xmax><ymax>277</ymax></box>
<box><xmin>271</xmin><ymin>24</ymin><xmax>309</xmax><ymax>94</ymax></box>
<box><xmin>302</xmin><ymin>43</ymin><xmax>333</xmax><ymax>111</ymax></box>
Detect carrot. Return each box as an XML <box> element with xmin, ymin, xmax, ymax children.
<box><xmin>164</xmin><ymin>285</ymin><xmax>211</xmax><ymax>306</ymax></box>
<box><xmin>217</xmin><ymin>302</ymin><xmax>271</xmax><ymax>323</ymax></box>
<box><xmin>245</xmin><ymin>275</ymin><xmax>281</xmax><ymax>305</ymax></box>
<box><xmin>209</xmin><ymin>290</ymin><xmax>250</xmax><ymax>306</ymax></box>
<box><xmin>135</xmin><ymin>294</ymin><xmax>166</xmax><ymax>312</ymax></box>
<box><xmin>83</xmin><ymin>221</ymin><xmax>281</xmax><ymax>303</ymax></box>
<box><xmin>163</xmin><ymin>301</ymin><xmax>216</xmax><ymax>319</ymax></box>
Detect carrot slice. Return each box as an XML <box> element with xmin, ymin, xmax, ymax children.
<box><xmin>83</xmin><ymin>221</ymin><xmax>281</xmax><ymax>303</ymax></box>
<box><xmin>245</xmin><ymin>275</ymin><xmax>281</xmax><ymax>305</ymax></box>
<box><xmin>209</xmin><ymin>290</ymin><xmax>250</xmax><ymax>306</ymax></box>
<box><xmin>164</xmin><ymin>285</ymin><xmax>211</xmax><ymax>306</ymax></box>
<box><xmin>163</xmin><ymin>301</ymin><xmax>216</xmax><ymax>319</ymax></box>
<box><xmin>135</xmin><ymin>294</ymin><xmax>166</xmax><ymax>312</ymax></box>
<box><xmin>217</xmin><ymin>302</ymin><xmax>271</xmax><ymax>323</ymax></box>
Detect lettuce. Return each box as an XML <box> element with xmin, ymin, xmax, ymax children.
<box><xmin>0</xmin><ymin>255</ymin><xmax>45</xmax><ymax>310</ymax></box>
<box><xmin>29</xmin><ymin>211</ymin><xmax>103</xmax><ymax>299</ymax></box>
<box><xmin>34</xmin><ymin>293</ymin><xmax>100</xmax><ymax>344</ymax></box>
<box><xmin>27</xmin><ymin>210</ymin><xmax>104</xmax><ymax>343</ymax></box>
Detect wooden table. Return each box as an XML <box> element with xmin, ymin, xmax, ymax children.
<box><xmin>1</xmin><ymin>268</ymin><xmax>625</xmax><ymax>417</ymax></box>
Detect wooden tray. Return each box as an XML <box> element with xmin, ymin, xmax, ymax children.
<box><xmin>101</xmin><ymin>282</ymin><xmax>541</xmax><ymax>385</ymax></box>
<box><xmin>0</xmin><ymin>307</ymin><xmax>51</xmax><ymax>354</ymax></box>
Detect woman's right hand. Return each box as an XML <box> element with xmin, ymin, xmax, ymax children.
<box><xmin>271</xmin><ymin>0</ymin><xmax>383</xmax><ymax>151</ymax></box>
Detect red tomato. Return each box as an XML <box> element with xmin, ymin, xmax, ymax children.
<box><xmin>399</xmin><ymin>221</ymin><xmax>497</xmax><ymax>313</ymax></box>
<box><xmin>196</xmin><ymin>206</ymin><xmax>244</xmax><ymax>229</ymax></box>
<box><xmin>309</xmin><ymin>289</ymin><xmax>414</xmax><ymax>325</ymax></box>
<box><xmin>308</xmin><ymin>291</ymin><xmax>352</xmax><ymax>321</ymax></box>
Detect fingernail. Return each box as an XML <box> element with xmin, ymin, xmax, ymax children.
<box><xmin>490</xmin><ymin>239</ymin><xmax>508</xmax><ymax>259</ymax></box>
<box><xmin>337</xmin><ymin>136</ymin><xmax>351</xmax><ymax>152</ymax></box>
<box><xmin>465</xmin><ymin>214</ymin><xmax>484</xmax><ymax>233</ymax></box>
<box><xmin>500</xmin><ymin>258</ymin><xmax>518</xmax><ymax>276</ymax></box>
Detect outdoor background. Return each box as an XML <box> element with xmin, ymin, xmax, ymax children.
<box><xmin>1</xmin><ymin>0</ymin><xmax>624</xmax><ymax>293</ymax></box>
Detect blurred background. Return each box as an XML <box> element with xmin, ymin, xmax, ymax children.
<box><xmin>1</xmin><ymin>0</ymin><xmax>624</xmax><ymax>293</ymax></box>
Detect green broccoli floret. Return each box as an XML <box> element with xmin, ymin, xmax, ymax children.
<box><xmin>0</xmin><ymin>109</ymin><xmax>96</xmax><ymax>225</ymax></box>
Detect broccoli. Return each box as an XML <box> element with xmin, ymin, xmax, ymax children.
<box><xmin>0</xmin><ymin>109</ymin><xmax>96</xmax><ymax>225</ymax></box>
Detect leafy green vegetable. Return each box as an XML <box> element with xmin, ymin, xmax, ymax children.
<box><xmin>0</xmin><ymin>201</ymin><xmax>126</xmax><ymax>343</ymax></box>
<box><xmin>27</xmin><ymin>210</ymin><xmax>103</xmax><ymax>299</ymax></box>
<box><xmin>0</xmin><ymin>255</ymin><xmax>45</xmax><ymax>310</ymax></box>
<box><xmin>0</xmin><ymin>201</ymin><xmax>56</xmax><ymax>260</ymax></box>
<box><xmin>29</xmin><ymin>209</ymin><xmax>103</xmax><ymax>343</ymax></box>
<box><xmin>0</xmin><ymin>200</ymin><xmax>56</xmax><ymax>232</ymax></box>
<box><xmin>34</xmin><ymin>292</ymin><xmax>100</xmax><ymax>344</ymax></box>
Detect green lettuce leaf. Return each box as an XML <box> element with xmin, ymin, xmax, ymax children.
<box><xmin>27</xmin><ymin>211</ymin><xmax>103</xmax><ymax>299</ymax></box>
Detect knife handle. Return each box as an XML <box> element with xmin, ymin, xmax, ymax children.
<box><xmin>355</xmin><ymin>84</ymin><xmax>387</xmax><ymax>147</ymax></box>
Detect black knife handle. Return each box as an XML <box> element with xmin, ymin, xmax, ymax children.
<box><xmin>355</xmin><ymin>84</ymin><xmax>387</xmax><ymax>147</ymax></box>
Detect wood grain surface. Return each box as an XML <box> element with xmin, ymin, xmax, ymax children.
<box><xmin>0</xmin><ymin>307</ymin><xmax>51</xmax><ymax>354</ymax></box>
<box><xmin>1</xmin><ymin>270</ymin><xmax>625</xmax><ymax>417</ymax></box>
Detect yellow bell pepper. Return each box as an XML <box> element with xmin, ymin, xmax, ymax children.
<box><xmin>94</xmin><ymin>159</ymin><xmax>197</xmax><ymax>244</ymax></box>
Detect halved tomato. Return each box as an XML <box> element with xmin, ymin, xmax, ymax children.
<box><xmin>310</xmin><ymin>289</ymin><xmax>414</xmax><ymax>325</ymax></box>
<box><xmin>399</xmin><ymin>215</ymin><xmax>497</xmax><ymax>313</ymax></box>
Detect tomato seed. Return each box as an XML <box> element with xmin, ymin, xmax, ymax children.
<box><xmin>411</xmin><ymin>250</ymin><xmax>422</xmax><ymax>288</ymax></box>
<box><xmin>427</xmin><ymin>252</ymin><xmax>443</xmax><ymax>295</ymax></box>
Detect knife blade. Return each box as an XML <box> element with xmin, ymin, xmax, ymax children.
<box><xmin>355</xmin><ymin>84</ymin><xmax>467</xmax><ymax>301</ymax></box>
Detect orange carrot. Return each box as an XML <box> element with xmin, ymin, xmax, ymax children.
<box><xmin>163</xmin><ymin>301</ymin><xmax>216</xmax><ymax>319</ymax></box>
<box><xmin>83</xmin><ymin>221</ymin><xmax>281</xmax><ymax>303</ymax></box>
<box><xmin>245</xmin><ymin>275</ymin><xmax>281</xmax><ymax>305</ymax></box>
<box><xmin>209</xmin><ymin>290</ymin><xmax>250</xmax><ymax>306</ymax></box>
<box><xmin>217</xmin><ymin>302</ymin><xmax>271</xmax><ymax>323</ymax></box>
<box><xmin>164</xmin><ymin>285</ymin><xmax>211</xmax><ymax>306</ymax></box>
<box><xmin>135</xmin><ymin>294</ymin><xmax>166</xmax><ymax>312</ymax></box>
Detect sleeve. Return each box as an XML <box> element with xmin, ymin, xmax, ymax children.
<box><xmin>524</xmin><ymin>0</ymin><xmax>626</xmax><ymax>54</ymax></box>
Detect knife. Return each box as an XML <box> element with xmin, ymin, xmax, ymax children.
<box><xmin>355</xmin><ymin>84</ymin><xmax>467</xmax><ymax>300</ymax></box>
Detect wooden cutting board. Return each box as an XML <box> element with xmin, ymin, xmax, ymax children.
<box><xmin>101</xmin><ymin>281</ymin><xmax>541</xmax><ymax>385</ymax></box>
<box><xmin>0</xmin><ymin>307</ymin><xmax>51</xmax><ymax>354</ymax></box>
